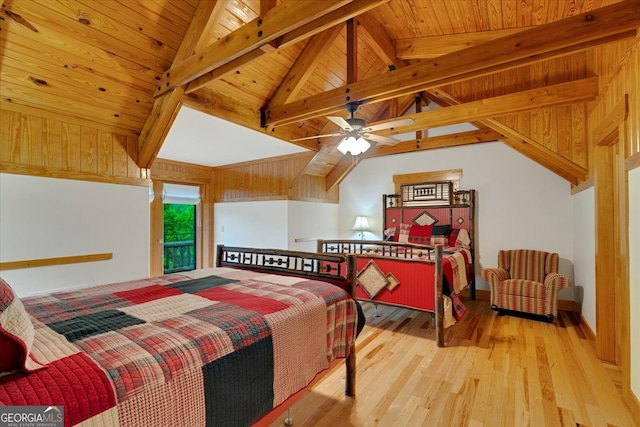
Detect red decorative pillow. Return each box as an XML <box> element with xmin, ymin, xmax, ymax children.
<box><xmin>0</xmin><ymin>278</ymin><xmax>45</xmax><ymax>373</ymax></box>
<box><xmin>408</xmin><ymin>224</ymin><xmax>433</xmax><ymax>245</ymax></box>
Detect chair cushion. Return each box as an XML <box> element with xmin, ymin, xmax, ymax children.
<box><xmin>497</xmin><ymin>279</ymin><xmax>547</xmax><ymax>315</ymax></box>
<box><xmin>498</xmin><ymin>279</ymin><xmax>546</xmax><ymax>299</ymax></box>
<box><xmin>508</xmin><ymin>250</ymin><xmax>548</xmax><ymax>282</ymax></box>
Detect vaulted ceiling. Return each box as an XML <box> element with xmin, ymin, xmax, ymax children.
<box><xmin>2</xmin><ymin>0</ymin><xmax>639</xmax><ymax>188</ymax></box>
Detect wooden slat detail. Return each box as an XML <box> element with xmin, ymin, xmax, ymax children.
<box><xmin>265</xmin><ymin>1</ymin><xmax>640</xmax><ymax>127</ymax></box>
<box><xmin>213</xmin><ymin>152</ymin><xmax>338</xmax><ymax>203</ymax></box>
<box><xmin>1</xmin><ymin>82</ymin><xmax>144</xmax><ymax>131</ymax></box>
<box><xmin>0</xmin><ymin>253</ymin><xmax>112</xmax><ymax>271</ymax></box>
<box><xmin>0</xmin><ymin>110</ymin><xmax>146</xmax><ymax>185</ymax></box>
<box><xmin>0</xmin><ymin>99</ymin><xmax>139</xmax><ymax>138</ymax></box>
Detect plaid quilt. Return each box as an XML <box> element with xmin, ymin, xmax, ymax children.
<box><xmin>442</xmin><ymin>248</ymin><xmax>473</xmax><ymax>323</ymax></box>
<box><xmin>0</xmin><ymin>267</ymin><xmax>359</xmax><ymax>427</ymax></box>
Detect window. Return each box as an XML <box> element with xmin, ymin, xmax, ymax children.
<box><xmin>162</xmin><ymin>184</ymin><xmax>200</xmax><ymax>274</ymax></box>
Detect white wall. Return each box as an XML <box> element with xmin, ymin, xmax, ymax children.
<box><xmin>572</xmin><ymin>187</ymin><xmax>596</xmax><ymax>329</ymax></box>
<box><xmin>629</xmin><ymin>167</ymin><xmax>640</xmax><ymax>399</ymax></box>
<box><xmin>287</xmin><ymin>201</ymin><xmax>339</xmax><ymax>252</ymax></box>
<box><xmin>213</xmin><ymin>200</ymin><xmax>339</xmax><ymax>256</ymax></box>
<box><xmin>214</xmin><ymin>200</ymin><xmax>289</xmax><ymax>252</ymax></box>
<box><xmin>340</xmin><ymin>141</ymin><xmax>575</xmax><ymax>296</ymax></box>
<box><xmin>0</xmin><ymin>174</ymin><xmax>149</xmax><ymax>297</ymax></box>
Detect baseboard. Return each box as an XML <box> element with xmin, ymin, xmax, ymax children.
<box><xmin>464</xmin><ymin>288</ymin><xmax>581</xmax><ymax>313</ymax></box>
<box><xmin>578</xmin><ymin>313</ymin><xmax>596</xmax><ymax>341</ymax></box>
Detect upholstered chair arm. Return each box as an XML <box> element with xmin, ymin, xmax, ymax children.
<box><xmin>481</xmin><ymin>268</ymin><xmax>509</xmax><ymax>306</ymax></box>
<box><xmin>543</xmin><ymin>273</ymin><xmax>572</xmax><ymax>318</ymax></box>
<box><xmin>544</xmin><ymin>273</ymin><xmax>571</xmax><ymax>291</ymax></box>
<box><xmin>481</xmin><ymin>268</ymin><xmax>509</xmax><ymax>285</ymax></box>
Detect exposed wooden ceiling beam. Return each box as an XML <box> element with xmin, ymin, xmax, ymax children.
<box><xmin>356</xmin><ymin>12</ymin><xmax>403</xmax><ymax>69</ymax></box>
<box><xmin>155</xmin><ymin>0</ymin><xmax>395</xmax><ymax>97</ymax></box>
<box><xmin>267</xmin><ymin>25</ymin><xmax>343</xmax><ymax>108</ymax></box>
<box><xmin>365</xmin><ymin>129</ymin><xmax>501</xmax><ymax>157</ymax></box>
<box><xmin>264</xmin><ymin>1</ymin><xmax>640</xmax><ymax>127</ymax></box>
<box><xmin>395</xmin><ymin>27</ymin><xmax>531</xmax><ymax>59</ymax></box>
<box><xmin>184</xmin><ymin>0</ymin><xmax>389</xmax><ymax>95</ymax></box>
<box><xmin>371</xmin><ymin>77</ymin><xmax>599</xmax><ymax>137</ymax></box>
<box><xmin>428</xmin><ymin>87</ymin><xmax>589</xmax><ymax>184</ymax></box>
<box><xmin>325</xmin><ymin>155</ymin><xmax>359</xmax><ymax>192</ymax></box>
<box><xmin>274</xmin><ymin>0</ymin><xmax>389</xmax><ymax>48</ymax></box>
<box><xmin>316</xmin><ymin>17</ymin><xmax>410</xmax><ymax>188</ymax></box>
<box><xmin>138</xmin><ymin>0</ymin><xmax>226</xmax><ymax>168</ymax></box>
<box><xmin>323</xmin><ymin>77</ymin><xmax>597</xmax><ymax>188</ymax></box>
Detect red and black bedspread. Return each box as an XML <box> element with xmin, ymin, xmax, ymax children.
<box><xmin>0</xmin><ymin>267</ymin><xmax>359</xmax><ymax>427</ymax></box>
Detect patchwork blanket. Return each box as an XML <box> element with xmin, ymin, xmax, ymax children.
<box><xmin>0</xmin><ymin>267</ymin><xmax>359</xmax><ymax>427</ymax></box>
<box><xmin>442</xmin><ymin>248</ymin><xmax>473</xmax><ymax>323</ymax></box>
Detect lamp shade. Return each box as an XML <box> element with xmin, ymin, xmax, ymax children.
<box><xmin>352</xmin><ymin>216</ymin><xmax>370</xmax><ymax>231</ymax></box>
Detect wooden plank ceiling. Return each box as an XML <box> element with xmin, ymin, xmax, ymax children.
<box><xmin>2</xmin><ymin>0</ymin><xmax>638</xmax><ymax>188</ymax></box>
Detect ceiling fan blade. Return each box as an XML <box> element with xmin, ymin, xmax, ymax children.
<box><xmin>326</xmin><ymin>116</ymin><xmax>353</xmax><ymax>131</ymax></box>
<box><xmin>363</xmin><ymin>133</ymin><xmax>401</xmax><ymax>146</ymax></box>
<box><xmin>291</xmin><ymin>133</ymin><xmax>343</xmax><ymax>142</ymax></box>
<box><xmin>363</xmin><ymin>117</ymin><xmax>415</xmax><ymax>132</ymax></box>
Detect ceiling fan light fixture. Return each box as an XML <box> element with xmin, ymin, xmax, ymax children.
<box><xmin>356</xmin><ymin>137</ymin><xmax>370</xmax><ymax>154</ymax></box>
<box><xmin>337</xmin><ymin>135</ymin><xmax>370</xmax><ymax>155</ymax></box>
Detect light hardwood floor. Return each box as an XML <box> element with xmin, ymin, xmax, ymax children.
<box><xmin>269</xmin><ymin>299</ymin><xmax>640</xmax><ymax>427</ymax></box>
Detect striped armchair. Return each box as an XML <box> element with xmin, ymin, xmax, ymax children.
<box><xmin>481</xmin><ymin>249</ymin><xmax>571</xmax><ymax>321</ymax></box>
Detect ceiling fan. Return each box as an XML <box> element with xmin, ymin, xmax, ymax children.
<box><xmin>292</xmin><ymin>103</ymin><xmax>415</xmax><ymax>155</ymax></box>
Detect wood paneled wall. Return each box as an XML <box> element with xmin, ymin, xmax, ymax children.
<box><xmin>585</xmin><ymin>33</ymin><xmax>638</xmax><ymax>407</ymax></box>
<box><xmin>213</xmin><ymin>153</ymin><xmax>339</xmax><ymax>203</ymax></box>
<box><xmin>0</xmin><ymin>109</ymin><xmax>148</xmax><ymax>186</ymax></box>
<box><xmin>441</xmin><ymin>54</ymin><xmax>589</xmax><ymax>170</ymax></box>
<box><xmin>587</xmin><ymin>36</ymin><xmax>640</xmax><ymax>166</ymax></box>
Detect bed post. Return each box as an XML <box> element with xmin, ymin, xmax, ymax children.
<box><xmin>435</xmin><ymin>245</ymin><xmax>444</xmax><ymax>348</ymax></box>
<box><xmin>345</xmin><ymin>254</ymin><xmax>357</xmax><ymax>397</ymax></box>
<box><xmin>469</xmin><ymin>189</ymin><xmax>477</xmax><ymax>300</ymax></box>
<box><xmin>215</xmin><ymin>244</ymin><xmax>224</xmax><ymax>267</ymax></box>
<box><xmin>316</xmin><ymin>239</ymin><xmax>324</xmax><ymax>254</ymax></box>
